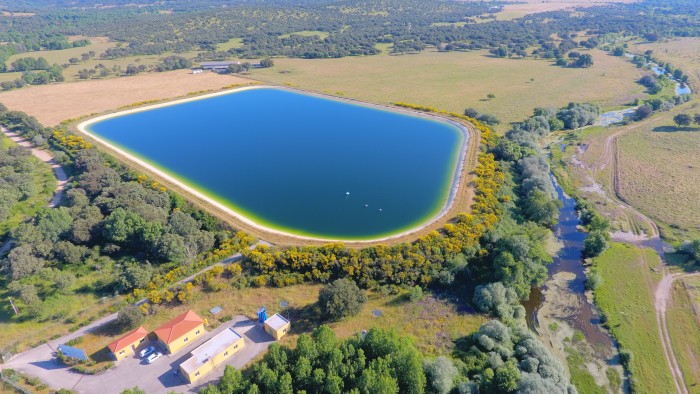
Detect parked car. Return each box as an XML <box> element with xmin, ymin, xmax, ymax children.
<box><xmin>146</xmin><ymin>352</ymin><xmax>162</xmax><ymax>364</ymax></box>
<box><xmin>139</xmin><ymin>346</ymin><xmax>156</xmax><ymax>358</ymax></box>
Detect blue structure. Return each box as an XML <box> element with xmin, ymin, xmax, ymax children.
<box><xmin>257</xmin><ymin>307</ymin><xmax>268</xmax><ymax>323</ymax></box>
<box><xmin>58</xmin><ymin>344</ymin><xmax>88</xmax><ymax>362</ymax></box>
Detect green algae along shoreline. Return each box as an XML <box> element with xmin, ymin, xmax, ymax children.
<box><xmin>77</xmin><ymin>85</ymin><xmax>472</xmax><ymax>244</ymax></box>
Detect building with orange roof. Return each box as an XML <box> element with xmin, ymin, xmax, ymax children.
<box><xmin>154</xmin><ymin>310</ymin><xmax>205</xmax><ymax>354</ymax></box>
<box><xmin>108</xmin><ymin>326</ymin><xmax>148</xmax><ymax>361</ymax></box>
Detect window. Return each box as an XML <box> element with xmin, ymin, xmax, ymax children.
<box><xmin>224</xmin><ymin>351</ymin><xmax>228</xmax><ymax>356</ymax></box>
<box><xmin>196</xmin><ymin>330</ymin><xmax>200</xmax><ymax>335</ymax></box>
<box><xmin>283</xmin><ymin>328</ymin><xmax>287</xmax><ymax>333</ymax></box>
<box><xmin>234</xmin><ymin>345</ymin><xmax>238</xmax><ymax>349</ymax></box>
<box><xmin>195</xmin><ymin>372</ymin><xmax>200</xmax><ymax>377</ymax></box>
<box><xmin>119</xmin><ymin>350</ymin><xmax>125</xmax><ymax>355</ymax></box>
<box><xmin>184</xmin><ymin>337</ymin><xmax>189</xmax><ymax>343</ymax></box>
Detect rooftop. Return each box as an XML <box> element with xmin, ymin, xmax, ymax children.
<box><xmin>179</xmin><ymin>327</ymin><xmax>243</xmax><ymax>374</ymax></box>
<box><xmin>200</xmin><ymin>61</ymin><xmax>240</xmax><ymax>67</ymax></box>
<box><xmin>108</xmin><ymin>326</ymin><xmax>148</xmax><ymax>353</ymax></box>
<box><xmin>264</xmin><ymin>313</ymin><xmax>290</xmax><ymax>331</ymax></box>
<box><xmin>154</xmin><ymin>310</ymin><xmax>204</xmax><ymax>345</ymax></box>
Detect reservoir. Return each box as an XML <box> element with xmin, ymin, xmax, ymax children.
<box><xmin>81</xmin><ymin>87</ymin><xmax>466</xmax><ymax>241</ymax></box>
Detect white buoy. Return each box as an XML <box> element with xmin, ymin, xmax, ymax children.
<box><xmin>379</xmin><ymin>208</ymin><xmax>382</xmax><ymax>212</ymax></box>
<box><xmin>364</xmin><ymin>204</ymin><xmax>368</xmax><ymax>207</ymax></box>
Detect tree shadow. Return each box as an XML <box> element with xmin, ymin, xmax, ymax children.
<box><xmin>653</xmin><ymin>125</ymin><xmax>699</xmax><ymax>133</ymax></box>
<box><xmin>285</xmin><ymin>303</ymin><xmax>322</xmax><ymax>335</ymax></box>
<box><xmin>384</xmin><ymin>294</ymin><xmax>409</xmax><ymax>307</ymax></box>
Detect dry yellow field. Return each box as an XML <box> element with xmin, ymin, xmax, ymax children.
<box><xmin>0</xmin><ymin>70</ymin><xmax>252</xmax><ymax>126</ymax></box>
<box><xmin>496</xmin><ymin>0</ymin><xmax>635</xmax><ymax>21</ymax></box>
<box><xmin>249</xmin><ymin>48</ymin><xmax>643</xmax><ymax>131</ymax></box>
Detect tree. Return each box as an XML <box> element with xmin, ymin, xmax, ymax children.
<box><xmin>476</xmin><ymin>113</ymin><xmax>500</xmax><ymax>125</ymax></box>
<box><xmin>424</xmin><ymin>357</ymin><xmax>458</xmax><ymax>394</ymax></box>
<box><xmin>583</xmin><ymin>230</ymin><xmax>609</xmax><ymax>257</ymax></box>
<box><xmin>486</xmin><ymin>93</ymin><xmax>496</xmax><ymax>100</ymax></box>
<box><xmin>115</xmin><ymin>305</ymin><xmax>145</xmax><ymax>330</ymax></box>
<box><xmin>318</xmin><ymin>279</ymin><xmax>367</xmax><ymax>320</ymax></box>
<box><xmin>635</xmin><ymin>105</ymin><xmax>653</xmax><ymax>120</ymax></box>
<box><xmin>674</xmin><ymin>113</ymin><xmax>693</xmax><ymax>127</ymax></box>
<box><xmin>116</xmin><ymin>261</ymin><xmax>154</xmax><ymax>292</ymax></box>
<box><xmin>691</xmin><ymin>240</ymin><xmax>700</xmax><ymax>262</ymax></box>
<box><xmin>358</xmin><ymin>358</ymin><xmax>400</xmax><ymax>394</ymax></box>
<box><xmin>120</xmin><ymin>388</ymin><xmax>146</xmax><ymax>394</ymax></box>
<box><xmin>464</xmin><ymin>108</ymin><xmax>479</xmax><ymax>118</ymax></box>
<box><xmin>574</xmin><ymin>54</ymin><xmax>593</xmax><ymax>68</ymax></box>
<box><xmin>260</xmin><ymin>58</ymin><xmax>274</xmax><ymax>68</ymax></box>
<box><xmin>694</xmin><ymin>113</ymin><xmax>700</xmax><ymax>125</ymax></box>
<box><xmin>3</xmin><ymin>245</ymin><xmax>45</xmax><ymax>280</ymax></box>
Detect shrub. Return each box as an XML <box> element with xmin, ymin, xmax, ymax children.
<box><xmin>619</xmin><ymin>349</ymin><xmax>633</xmax><ymax>369</ymax></box>
<box><xmin>585</xmin><ymin>269</ymin><xmax>602</xmax><ymax>290</ymax></box>
<box><xmin>408</xmin><ymin>286</ymin><xmax>423</xmax><ymax>302</ymax></box>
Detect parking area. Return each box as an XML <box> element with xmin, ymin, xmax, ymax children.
<box><xmin>3</xmin><ymin>315</ymin><xmax>274</xmax><ymax>394</ymax></box>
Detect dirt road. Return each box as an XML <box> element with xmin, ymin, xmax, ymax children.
<box><xmin>655</xmin><ymin>272</ymin><xmax>700</xmax><ymax>394</ymax></box>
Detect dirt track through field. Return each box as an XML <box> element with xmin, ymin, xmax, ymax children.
<box><xmin>1</xmin><ymin>126</ymin><xmax>68</xmax><ymax>208</ymax></box>
<box><xmin>583</xmin><ymin>114</ymin><xmax>694</xmax><ymax>394</ymax></box>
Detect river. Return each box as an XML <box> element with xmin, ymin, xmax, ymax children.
<box><xmin>523</xmin><ymin>173</ymin><xmax>615</xmax><ymax>350</ymax></box>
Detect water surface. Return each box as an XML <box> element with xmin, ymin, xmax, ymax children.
<box><xmin>85</xmin><ymin>87</ymin><xmax>465</xmax><ymax>240</ymax></box>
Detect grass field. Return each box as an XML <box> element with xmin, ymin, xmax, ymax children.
<box><xmin>592</xmin><ymin>243</ymin><xmax>675</xmax><ymax>394</ymax></box>
<box><xmin>0</xmin><ymin>134</ymin><xmax>56</xmax><ymax>238</ymax></box>
<box><xmin>5</xmin><ymin>38</ymin><xmax>116</xmax><ymax>69</ymax></box>
<box><xmin>667</xmin><ymin>278</ymin><xmax>700</xmax><ymax>392</ymax></box>
<box><xmin>633</xmin><ymin>38</ymin><xmax>700</xmax><ymax>89</ymax></box>
<box><xmin>0</xmin><ymin>70</ymin><xmax>252</xmax><ymax>126</ymax></box>
<box><xmin>248</xmin><ymin>48</ymin><xmax>643</xmax><ymax>132</ymax></box>
<box><xmin>616</xmin><ymin>102</ymin><xmax>700</xmax><ymax>242</ymax></box>
<box><xmin>1</xmin><ymin>37</ymin><xmax>204</xmax><ymax>83</ymax></box>
<box><xmin>216</xmin><ymin>38</ymin><xmax>244</xmax><ymax>51</ymax></box>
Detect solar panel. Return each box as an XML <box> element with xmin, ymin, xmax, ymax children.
<box><xmin>210</xmin><ymin>306</ymin><xmax>223</xmax><ymax>315</ymax></box>
<box><xmin>58</xmin><ymin>345</ymin><xmax>88</xmax><ymax>362</ymax></box>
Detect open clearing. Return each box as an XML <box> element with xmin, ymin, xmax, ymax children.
<box><xmin>616</xmin><ymin>103</ymin><xmax>700</xmax><ymax>241</ymax></box>
<box><xmin>592</xmin><ymin>243</ymin><xmax>676</xmax><ymax>394</ymax></box>
<box><xmin>0</xmin><ymin>70</ymin><xmax>252</xmax><ymax>126</ymax></box>
<box><xmin>249</xmin><ymin>48</ymin><xmax>643</xmax><ymax>132</ymax></box>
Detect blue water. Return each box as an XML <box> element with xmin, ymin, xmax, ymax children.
<box><xmin>86</xmin><ymin>87</ymin><xmax>464</xmax><ymax>240</ymax></box>
<box><xmin>676</xmin><ymin>84</ymin><xmax>691</xmax><ymax>95</ymax></box>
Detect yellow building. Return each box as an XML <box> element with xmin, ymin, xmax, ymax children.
<box><xmin>264</xmin><ymin>313</ymin><xmax>290</xmax><ymax>340</ymax></box>
<box><xmin>179</xmin><ymin>327</ymin><xmax>246</xmax><ymax>383</ymax></box>
<box><xmin>108</xmin><ymin>326</ymin><xmax>148</xmax><ymax>361</ymax></box>
<box><xmin>154</xmin><ymin>310</ymin><xmax>205</xmax><ymax>354</ymax></box>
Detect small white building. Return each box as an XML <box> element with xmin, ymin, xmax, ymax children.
<box><xmin>264</xmin><ymin>314</ymin><xmax>290</xmax><ymax>340</ymax></box>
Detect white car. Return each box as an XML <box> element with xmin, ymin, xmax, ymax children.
<box><xmin>146</xmin><ymin>352</ymin><xmax>162</xmax><ymax>364</ymax></box>
<box><xmin>139</xmin><ymin>346</ymin><xmax>156</xmax><ymax>358</ymax></box>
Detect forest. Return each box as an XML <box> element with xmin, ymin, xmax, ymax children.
<box><xmin>0</xmin><ymin>0</ymin><xmax>698</xmax><ymax>64</ymax></box>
